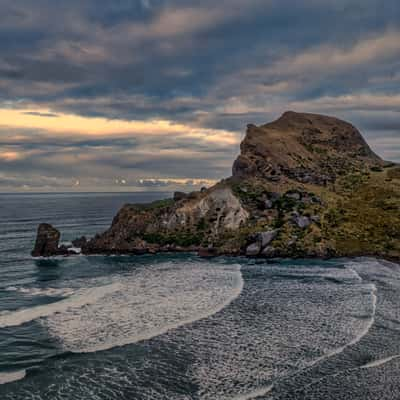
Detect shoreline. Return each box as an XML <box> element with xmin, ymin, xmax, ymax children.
<box><xmin>33</xmin><ymin>247</ymin><xmax>400</xmax><ymax>266</ymax></box>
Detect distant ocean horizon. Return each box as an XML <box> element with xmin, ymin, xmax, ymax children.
<box><xmin>0</xmin><ymin>190</ymin><xmax>173</xmax><ymax>195</ymax></box>
<box><xmin>1</xmin><ymin>192</ymin><xmax>400</xmax><ymax>399</ymax></box>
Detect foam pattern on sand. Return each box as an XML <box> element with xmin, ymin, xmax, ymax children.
<box><xmin>43</xmin><ymin>261</ymin><xmax>243</xmax><ymax>353</ymax></box>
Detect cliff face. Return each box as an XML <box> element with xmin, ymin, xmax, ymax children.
<box><xmin>233</xmin><ymin>111</ymin><xmax>383</xmax><ymax>185</ymax></box>
<box><xmin>84</xmin><ymin>186</ymin><xmax>249</xmax><ymax>254</ymax></box>
<box><xmin>33</xmin><ymin>111</ymin><xmax>400</xmax><ymax>260</ymax></box>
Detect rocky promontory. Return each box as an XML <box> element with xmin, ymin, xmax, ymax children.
<box><xmin>32</xmin><ymin>111</ymin><xmax>400</xmax><ymax>260</ymax></box>
<box><xmin>32</xmin><ymin>224</ymin><xmax>75</xmax><ymax>257</ymax></box>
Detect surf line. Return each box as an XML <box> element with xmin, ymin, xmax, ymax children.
<box><xmin>268</xmin><ymin>279</ymin><xmax>378</xmax><ymax>395</ymax></box>
<box><xmin>361</xmin><ymin>355</ymin><xmax>400</xmax><ymax>369</ymax></box>
<box><xmin>308</xmin><ymin>282</ymin><xmax>377</xmax><ymax>367</ymax></box>
<box><xmin>0</xmin><ymin>370</ymin><xmax>26</xmax><ymax>385</ymax></box>
<box><xmin>231</xmin><ymin>385</ymin><xmax>274</xmax><ymax>400</ymax></box>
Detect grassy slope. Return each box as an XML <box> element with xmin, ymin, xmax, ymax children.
<box><xmin>220</xmin><ymin>165</ymin><xmax>400</xmax><ymax>259</ymax></box>
<box><xmin>319</xmin><ymin>166</ymin><xmax>400</xmax><ymax>258</ymax></box>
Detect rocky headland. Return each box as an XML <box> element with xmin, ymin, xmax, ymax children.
<box><xmin>32</xmin><ymin>111</ymin><xmax>400</xmax><ymax>260</ymax></box>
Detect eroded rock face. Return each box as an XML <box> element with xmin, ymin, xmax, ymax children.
<box><xmin>82</xmin><ymin>186</ymin><xmax>249</xmax><ymax>254</ymax></box>
<box><xmin>31</xmin><ymin>224</ymin><xmax>70</xmax><ymax>257</ymax></box>
<box><xmin>233</xmin><ymin>111</ymin><xmax>383</xmax><ymax>184</ymax></box>
<box><xmin>167</xmin><ymin>187</ymin><xmax>249</xmax><ymax>235</ymax></box>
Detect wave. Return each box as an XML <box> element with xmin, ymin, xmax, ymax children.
<box><xmin>361</xmin><ymin>355</ymin><xmax>400</xmax><ymax>369</ymax></box>
<box><xmin>5</xmin><ymin>286</ymin><xmax>75</xmax><ymax>297</ymax></box>
<box><xmin>231</xmin><ymin>385</ymin><xmax>273</xmax><ymax>400</ymax></box>
<box><xmin>41</xmin><ymin>262</ymin><xmax>244</xmax><ymax>353</ymax></box>
<box><xmin>0</xmin><ymin>283</ymin><xmax>122</xmax><ymax>328</ymax></box>
<box><xmin>308</xmin><ymin>282</ymin><xmax>377</xmax><ymax>367</ymax></box>
<box><xmin>0</xmin><ymin>370</ymin><xmax>26</xmax><ymax>385</ymax></box>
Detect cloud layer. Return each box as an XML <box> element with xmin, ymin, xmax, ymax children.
<box><xmin>0</xmin><ymin>0</ymin><xmax>399</xmax><ymax>191</ymax></box>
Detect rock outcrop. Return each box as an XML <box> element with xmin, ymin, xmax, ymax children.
<box><xmin>31</xmin><ymin>224</ymin><xmax>72</xmax><ymax>257</ymax></box>
<box><xmin>232</xmin><ymin>111</ymin><xmax>383</xmax><ymax>185</ymax></box>
<box><xmin>246</xmin><ymin>230</ymin><xmax>278</xmax><ymax>256</ymax></box>
<box><xmin>82</xmin><ymin>186</ymin><xmax>249</xmax><ymax>255</ymax></box>
<box><xmin>32</xmin><ymin>111</ymin><xmax>400</xmax><ymax>261</ymax></box>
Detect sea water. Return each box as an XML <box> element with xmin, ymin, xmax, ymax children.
<box><xmin>0</xmin><ymin>193</ymin><xmax>400</xmax><ymax>399</ymax></box>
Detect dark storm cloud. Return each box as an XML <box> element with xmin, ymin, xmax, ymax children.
<box><xmin>0</xmin><ymin>0</ymin><xmax>399</xmax><ymax>190</ymax></box>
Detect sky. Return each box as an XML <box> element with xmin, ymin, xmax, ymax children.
<box><xmin>0</xmin><ymin>0</ymin><xmax>399</xmax><ymax>192</ymax></box>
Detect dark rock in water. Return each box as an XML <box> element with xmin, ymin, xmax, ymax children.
<box><xmin>173</xmin><ymin>191</ymin><xmax>187</xmax><ymax>201</ymax></box>
<box><xmin>31</xmin><ymin>223</ymin><xmax>71</xmax><ymax>257</ymax></box>
<box><xmin>72</xmin><ymin>236</ymin><xmax>87</xmax><ymax>248</ymax></box>
<box><xmin>198</xmin><ymin>247</ymin><xmax>218</xmax><ymax>258</ymax></box>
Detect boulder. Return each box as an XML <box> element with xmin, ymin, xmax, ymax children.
<box><xmin>261</xmin><ymin>246</ymin><xmax>277</xmax><ymax>257</ymax></box>
<box><xmin>294</xmin><ymin>216</ymin><xmax>311</xmax><ymax>229</ymax></box>
<box><xmin>259</xmin><ymin>230</ymin><xmax>278</xmax><ymax>248</ymax></box>
<box><xmin>31</xmin><ymin>223</ymin><xmax>69</xmax><ymax>257</ymax></box>
<box><xmin>246</xmin><ymin>242</ymin><xmax>261</xmax><ymax>256</ymax></box>
<box><xmin>285</xmin><ymin>191</ymin><xmax>302</xmax><ymax>201</ymax></box>
<box><xmin>264</xmin><ymin>200</ymin><xmax>273</xmax><ymax>209</ymax></box>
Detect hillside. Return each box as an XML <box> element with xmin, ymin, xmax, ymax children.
<box><xmin>233</xmin><ymin>111</ymin><xmax>384</xmax><ymax>184</ymax></box>
<box><xmin>32</xmin><ymin>111</ymin><xmax>400</xmax><ymax>260</ymax></box>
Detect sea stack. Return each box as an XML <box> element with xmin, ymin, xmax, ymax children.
<box><xmin>31</xmin><ymin>223</ymin><xmax>72</xmax><ymax>257</ymax></box>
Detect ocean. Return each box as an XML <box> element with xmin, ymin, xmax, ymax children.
<box><xmin>0</xmin><ymin>193</ymin><xmax>400</xmax><ymax>399</ymax></box>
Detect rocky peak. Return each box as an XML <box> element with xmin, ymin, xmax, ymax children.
<box><xmin>232</xmin><ymin>111</ymin><xmax>383</xmax><ymax>185</ymax></box>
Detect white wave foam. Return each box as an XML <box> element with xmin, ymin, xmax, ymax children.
<box><xmin>0</xmin><ymin>283</ymin><xmax>122</xmax><ymax>328</ymax></box>
<box><xmin>0</xmin><ymin>370</ymin><xmax>26</xmax><ymax>385</ymax></box>
<box><xmin>231</xmin><ymin>385</ymin><xmax>273</xmax><ymax>400</ymax></box>
<box><xmin>43</xmin><ymin>262</ymin><xmax>243</xmax><ymax>353</ymax></box>
<box><xmin>348</xmin><ymin>268</ymin><xmax>363</xmax><ymax>283</ymax></box>
<box><xmin>308</xmin><ymin>282</ymin><xmax>377</xmax><ymax>367</ymax></box>
<box><xmin>361</xmin><ymin>355</ymin><xmax>400</xmax><ymax>369</ymax></box>
<box><xmin>5</xmin><ymin>286</ymin><xmax>75</xmax><ymax>297</ymax></box>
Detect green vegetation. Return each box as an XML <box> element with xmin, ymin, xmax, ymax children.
<box><xmin>319</xmin><ymin>170</ymin><xmax>400</xmax><ymax>258</ymax></box>
<box><xmin>388</xmin><ymin>166</ymin><xmax>400</xmax><ymax>180</ymax></box>
<box><xmin>143</xmin><ymin>231</ymin><xmax>205</xmax><ymax>247</ymax></box>
<box><xmin>134</xmin><ymin>198</ymin><xmax>175</xmax><ymax>211</ymax></box>
<box><xmin>231</xmin><ymin>181</ymin><xmax>268</xmax><ymax>208</ymax></box>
